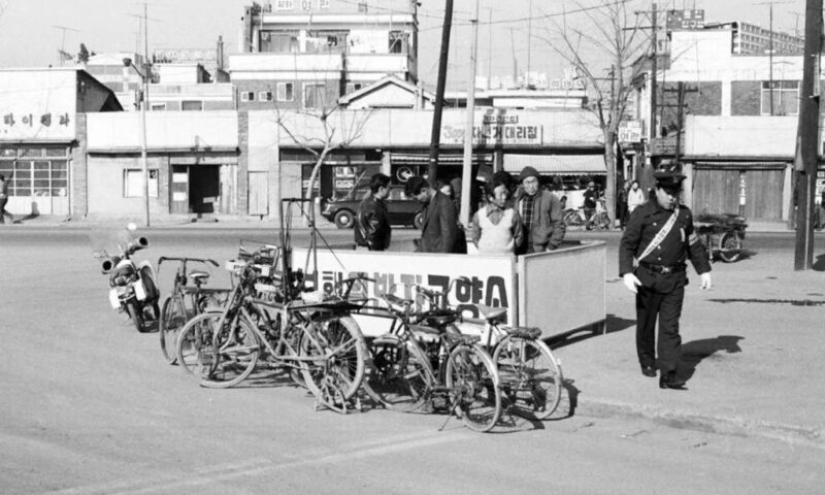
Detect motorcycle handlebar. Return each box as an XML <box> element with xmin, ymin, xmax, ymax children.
<box><xmin>157</xmin><ymin>256</ymin><xmax>219</xmax><ymax>268</ymax></box>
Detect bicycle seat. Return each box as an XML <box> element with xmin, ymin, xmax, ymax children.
<box><xmin>476</xmin><ymin>304</ymin><xmax>507</xmax><ymax>322</ymax></box>
<box><xmin>189</xmin><ymin>271</ymin><xmax>210</xmax><ymax>285</ymax></box>
<box><xmin>418</xmin><ymin>309</ymin><xmax>458</xmax><ymax>327</ymax></box>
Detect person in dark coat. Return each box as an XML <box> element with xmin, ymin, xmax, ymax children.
<box><xmin>354</xmin><ymin>173</ymin><xmax>392</xmax><ymax>251</ymax></box>
<box><xmin>512</xmin><ymin>166</ymin><xmax>565</xmax><ymax>254</ymax></box>
<box><xmin>619</xmin><ymin>171</ymin><xmax>712</xmax><ymax>390</ymax></box>
<box><xmin>405</xmin><ymin>176</ymin><xmax>460</xmax><ymax>253</ymax></box>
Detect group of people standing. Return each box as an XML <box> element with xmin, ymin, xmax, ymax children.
<box><xmin>354</xmin><ymin>166</ymin><xmax>566</xmax><ymax>256</ymax></box>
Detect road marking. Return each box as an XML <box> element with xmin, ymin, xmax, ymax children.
<box><xmin>46</xmin><ymin>431</ymin><xmax>472</xmax><ymax>495</ymax></box>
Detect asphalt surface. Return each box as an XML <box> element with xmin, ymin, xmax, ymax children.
<box><xmin>3</xmin><ymin>215</ymin><xmax>825</xmax><ymax>450</ymax></box>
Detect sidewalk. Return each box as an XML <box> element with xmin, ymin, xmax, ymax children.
<box><xmin>550</xmin><ymin>245</ymin><xmax>825</xmax><ymax>448</ymax></box>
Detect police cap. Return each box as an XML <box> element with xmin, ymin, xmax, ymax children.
<box><xmin>653</xmin><ymin>171</ymin><xmax>686</xmax><ymax>189</ymax></box>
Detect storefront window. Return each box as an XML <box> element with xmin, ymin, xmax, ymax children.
<box><xmin>761</xmin><ymin>81</ymin><xmax>799</xmax><ymax>115</ymax></box>
<box><xmin>0</xmin><ymin>147</ymin><xmax>69</xmax><ymax>197</ymax></box>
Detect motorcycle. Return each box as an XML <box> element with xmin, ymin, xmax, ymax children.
<box><xmin>92</xmin><ymin>224</ymin><xmax>161</xmax><ymax>332</ymax></box>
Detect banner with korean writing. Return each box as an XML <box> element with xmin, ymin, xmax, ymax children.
<box><xmin>292</xmin><ymin>248</ymin><xmax>518</xmax><ymax>333</ymax></box>
<box><xmin>441</xmin><ymin>123</ymin><xmax>543</xmax><ymax>146</ymax></box>
<box><xmin>0</xmin><ymin>71</ymin><xmax>76</xmax><ymax>141</ymax></box>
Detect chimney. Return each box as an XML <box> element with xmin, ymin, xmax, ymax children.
<box><xmin>217</xmin><ymin>35</ymin><xmax>225</xmax><ymax>71</ymax></box>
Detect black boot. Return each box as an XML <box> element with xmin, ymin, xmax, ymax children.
<box><xmin>659</xmin><ymin>372</ymin><xmax>687</xmax><ymax>390</ymax></box>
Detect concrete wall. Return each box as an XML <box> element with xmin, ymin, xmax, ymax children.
<box><xmin>87</xmin><ymin>155</ymin><xmax>170</xmax><ymax>219</ymax></box>
<box><xmin>684</xmin><ymin>115</ymin><xmax>797</xmax><ymax>158</ymax></box>
<box><xmin>87</xmin><ymin>111</ymin><xmax>238</xmax><ymax>152</ymax></box>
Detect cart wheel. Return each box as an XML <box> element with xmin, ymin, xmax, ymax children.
<box><xmin>717</xmin><ymin>232</ymin><xmax>742</xmax><ymax>263</ymax></box>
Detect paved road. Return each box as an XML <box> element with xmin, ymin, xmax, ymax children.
<box><xmin>1</xmin><ymin>228</ymin><xmax>823</xmax><ymax>494</ymax></box>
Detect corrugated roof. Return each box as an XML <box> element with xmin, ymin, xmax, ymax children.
<box><xmin>503</xmin><ymin>154</ymin><xmax>605</xmax><ymax>175</ymax></box>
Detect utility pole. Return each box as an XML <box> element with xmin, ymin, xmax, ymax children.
<box><xmin>756</xmin><ymin>1</ymin><xmax>795</xmax><ymax>115</ymax></box>
<box><xmin>793</xmin><ymin>0</ymin><xmax>822</xmax><ymax>270</ymax></box>
<box><xmin>428</xmin><ymin>0</ymin><xmax>454</xmax><ymax>185</ymax></box>
<box><xmin>461</xmin><ymin>1</ymin><xmax>480</xmax><ymax>228</ymax></box>
<box><xmin>650</xmin><ymin>3</ymin><xmax>658</xmax><ymax>144</ymax></box>
<box><xmin>526</xmin><ymin>0</ymin><xmax>532</xmax><ymax>87</ymax></box>
<box><xmin>52</xmin><ymin>25</ymin><xmax>80</xmax><ymax>65</ymax></box>
<box><xmin>663</xmin><ymin>83</ymin><xmax>699</xmax><ymax>169</ymax></box>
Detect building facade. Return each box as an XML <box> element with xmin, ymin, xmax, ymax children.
<box><xmin>0</xmin><ymin>68</ymin><xmax>121</xmax><ymax>218</ymax></box>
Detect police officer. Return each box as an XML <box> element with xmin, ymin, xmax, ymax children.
<box><xmin>619</xmin><ymin>171</ymin><xmax>712</xmax><ymax>390</ymax></box>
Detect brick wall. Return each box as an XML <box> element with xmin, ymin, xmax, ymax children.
<box><xmin>71</xmin><ymin>113</ymin><xmax>88</xmax><ymax>218</ymax></box>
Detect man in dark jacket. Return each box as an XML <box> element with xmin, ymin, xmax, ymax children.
<box><xmin>354</xmin><ymin>173</ymin><xmax>392</xmax><ymax>251</ymax></box>
<box><xmin>513</xmin><ymin>166</ymin><xmax>565</xmax><ymax>254</ymax></box>
<box><xmin>405</xmin><ymin>176</ymin><xmax>460</xmax><ymax>253</ymax></box>
<box><xmin>619</xmin><ymin>171</ymin><xmax>712</xmax><ymax>390</ymax></box>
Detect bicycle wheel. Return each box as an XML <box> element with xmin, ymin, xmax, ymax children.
<box><xmin>175</xmin><ymin>312</ymin><xmax>260</xmax><ymax>388</ymax></box>
<box><xmin>363</xmin><ymin>334</ymin><xmax>435</xmax><ymax>412</ymax></box>
<box><xmin>445</xmin><ymin>344</ymin><xmax>501</xmax><ymax>432</ymax></box>
<box><xmin>300</xmin><ymin>315</ymin><xmax>366</xmax><ymax>400</ymax></box>
<box><xmin>717</xmin><ymin>231</ymin><xmax>742</xmax><ymax>263</ymax></box>
<box><xmin>493</xmin><ymin>335</ymin><xmax>563</xmax><ymax>420</ymax></box>
<box><xmin>159</xmin><ymin>295</ymin><xmax>187</xmax><ymax>365</ymax></box>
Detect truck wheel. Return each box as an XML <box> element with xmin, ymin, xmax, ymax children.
<box><xmin>334</xmin><ymin>210</ymin><xmax>355</xmax><ymax>229</ymax></box>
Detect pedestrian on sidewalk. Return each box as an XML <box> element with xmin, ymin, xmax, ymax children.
<box><xmin>618</xmin><ymin>171</ymin><xmax>712</xmax><ymax>390</ymax></box>
<box><xmin>471</xmin><ymin>171</ymin><xmax>523</xmax><ymax>254</ymax></box>
<box><xmin>406</xmin><ymin>176</ymin><xmax>461</xmax><ymax>253</ymax></box>
<box><xmin>627</xmin><ymin>180</ymin><xmax>645</xmax><ymax>215</ymax></box>
<box><xmin>513</xmin><ymin>166</ymin><xmax>565</xmax><ymax>254</ymax></box>
<box><xmin>0</xmin><ymin>174</ymin><xmax>9</xmax><ymax>224</ymax></box>
<box><xmin>354</xmin><ymin>173</ymin><xmax>392</xmax><ymax>251</ymax></box>
<box><xmin>582</xmin><ymin>181</ymin><xmax>597</xmax><ymax>230</ymax></box>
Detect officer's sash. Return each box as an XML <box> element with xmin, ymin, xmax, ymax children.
<box><xmin>634</xmin><ymin>208</ymin><xmax>679</xmax><ymax>267</ymax></box>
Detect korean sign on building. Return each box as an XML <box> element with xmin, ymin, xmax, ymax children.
<box><xmin>441</xmin><ymin>114</ymin><xmax>543</xmax><ymax>146</ymax></box>
<box><xmin>0</xmin><ymin>71</ymin><xmax>76</xmax><ymax>141</ymax></box>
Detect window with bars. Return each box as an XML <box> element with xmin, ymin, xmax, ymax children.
<box><xmin>761</xmin><ymin>81</ymin><xmax>800</xmax><ymax>116</ymax></box>
<box><xmin>0</xmin><ymin>147</ymin><xmax>69</xmax><ymax>197</ymax></box>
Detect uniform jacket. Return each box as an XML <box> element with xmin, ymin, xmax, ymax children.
<box><xmin>513</xmin><ymin>188</ymin><xmax>565</xmax><ymax>253</ymax></box>
<box><xmin>418</xmin><ymin>191</ymin><xmax>460</xmax><ymax>253</ymax></box>
<box><xmin>354</xmin><ymin>195</ymin><xmax>391</xmax><ymax>251</ymax></box>
<box><xmin>619</xmin><ymin>200</ymin><xmax>711</xmax><ymax>292</ymax></box>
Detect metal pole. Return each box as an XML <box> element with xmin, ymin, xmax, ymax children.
<box><xmin>461</xmin><ymin>1</ymin><xmax>480</xmax><ymax>228</ymax></box>
<box><xmin>140</xmin><ymin>72</ymin><xmax>150</xmax><ymax>227</ymax></box>
<box><xmin>769</xmin><ymin>4</ymin><xmax>774</xmax><ymax>115</ymax></box>
<box><xmin>794</xmin><ymin>0</ymin><xmax>822</xmax><ymax>270</ymax></box>
<box><xmin>428</xmin><ymin>0</ymin><xmax>454</xmax><ymax>185</ymax></box>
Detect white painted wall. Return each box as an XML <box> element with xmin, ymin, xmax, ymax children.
<box><xmin>86</xmin><ymin>111</ymin><xmax>238</xmax><ymax>151</ymax></box>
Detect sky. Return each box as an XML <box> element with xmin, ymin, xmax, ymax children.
<box><xmin>0</xmin><ymin>0</ymin><xmax>810</xmax><ymax>89</ymax></box>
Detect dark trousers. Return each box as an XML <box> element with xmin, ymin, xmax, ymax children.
<box><xmin>635</xmin><ymin>284</ymin><xmax>684</xmax><ymax>374</ymax></box>
<box><xmin>0</xmin><ymin>197</ymin><xmax>7</xmax><ymax>224</ymax></box>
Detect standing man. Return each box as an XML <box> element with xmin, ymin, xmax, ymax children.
<box><xmin>354</xmin><ymin>173</ymin><xmax>392</xmax><ymax>251</ymax></box>
<box><xmin>582</xmin><ymin>181</ymin><xmax>598</xmax><ymax>230</ymax></box>
<box><xmin>513</xmin><ymin>166</ymin><xmax>565</xmax><ymax>254</ymax></box>
<box><xmin>0</xmin><ymin>174</ymin><xmax>9</xmax><ymax>224</ymax></box>
<box><xmin>405</xmin><ymin>176</ymin><xmax>460</xmax><ymax>253</ymax></box>
<box><xmin>619</xmin><ymin>171</ymin><xmax>712</xmax><ymax>390</ymax></box>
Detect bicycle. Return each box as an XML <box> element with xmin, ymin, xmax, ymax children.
<box><xmin>157</xmin><ymin>256</ymin><xmax>228</xmax><ymax>365</ymax></box>
<box><xmin>360</xmin><ymin>282</ymin><xmax>502</xmax><ymax>432</ymax></box>
<box><xmin>416</xmin><ymin>281</ymin><xmax>564</xmax><ymax>421</ymax></box>
<box><xmin>175</xmin><ymin>245</ymin><xmax>368</xmax><ymax>413</ymax></box>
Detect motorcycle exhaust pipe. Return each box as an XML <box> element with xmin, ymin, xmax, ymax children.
<box><xmin>101</xmin><ymin>256</ymin><xmax>121</xmax><ymax>274</ymax></box>
<box><xmin>125</xmin><ymin>237</ymin><xmax>149</xmax><ymax>255</ymax></box>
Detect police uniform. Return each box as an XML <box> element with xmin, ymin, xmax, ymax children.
<box><xmin>619</xmin><ymin>172</ymin><xmax>711</xmax><ymax>388</ymax></box>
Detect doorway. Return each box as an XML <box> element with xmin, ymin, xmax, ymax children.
<box><xmin>170</xmin><ymin>165</ymin><xmax>221</xmax><ymax>215</ymax></box>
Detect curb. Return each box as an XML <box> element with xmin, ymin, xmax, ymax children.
<box><xmin>574</xmin><ymin>397</ymin><xmax>825</xmax><ymax>449</ymax></box>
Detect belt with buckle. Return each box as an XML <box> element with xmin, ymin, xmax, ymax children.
<box><xmin>640</xmin><ymin>262</ymin><xmax>685</xmax><ymax>274</ymax></box>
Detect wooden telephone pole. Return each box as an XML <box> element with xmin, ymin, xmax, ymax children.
<box><xmin>793</xmin><ymin>0</ymin><xmax>822</xmax><ymax>270</ymax></box>
<box><xmin>428</xmin><ymin>0</ymin><xmax>454</xmax><ymax>185</ymax></box>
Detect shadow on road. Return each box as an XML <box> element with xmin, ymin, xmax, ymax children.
<box><xmin>548</xmin><ymin>314</ymin><xmax>635</xmax><ymax>350</ymax></box>
<box><xmin>681</xmin><ymin>334</ymin><xmax>744</xmax><ymax>381</ymax></box>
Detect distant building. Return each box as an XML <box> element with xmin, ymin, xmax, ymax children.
<box><xmin>231</xmin><ymin>1</ymin><xmax>418</xmax><ymax>110</ymax></box>
<box><xmin>0</xmin><ymin>68</ymin><xmax>121</xmax><ymax>217</ymax></box>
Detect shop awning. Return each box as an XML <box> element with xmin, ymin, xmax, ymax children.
<box><xmin>503</xmin><ymin>154</ymin><xmax>605</xmax><ymax>175</ymax></box>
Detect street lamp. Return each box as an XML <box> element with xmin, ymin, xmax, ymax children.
<box><xmin>123</xmin><ymin>57</ymin><xmax>150</xmax><ymax>227</ymax></box>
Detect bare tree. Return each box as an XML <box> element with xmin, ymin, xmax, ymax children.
<box><xmin>274</xmin><ymin>100</ymin><xmax>373</xmax><ymax>209</ymax></box>
<box><xmin>537</xmin><ymin>0</ymin><xmax>646</xmax><ymax>227</ymax></box>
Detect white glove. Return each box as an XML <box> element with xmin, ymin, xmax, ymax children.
<box><xmin>622</xmin><ymin>273</ymin><xmax>642</xmax><ymax>294</ymax></box>
<box><xmin>700</xmin><ymin>272</ymin><xmax>712</xmax><ymax>290</ymax></box>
